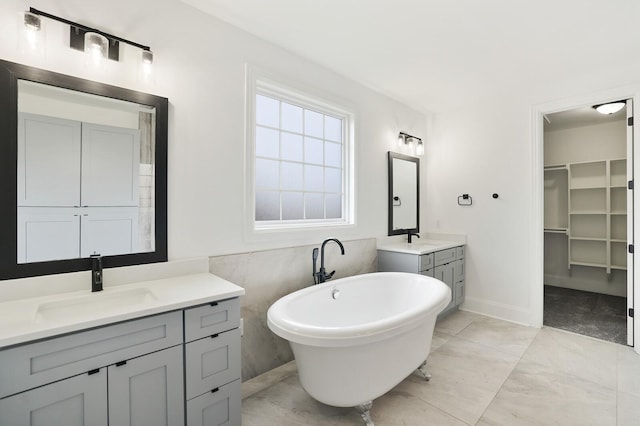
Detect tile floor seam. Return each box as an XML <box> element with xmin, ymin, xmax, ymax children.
<box><xmin>473</xmin><ymin>338</ymin><xmax>532</xmax><ymax>425</ymax></box>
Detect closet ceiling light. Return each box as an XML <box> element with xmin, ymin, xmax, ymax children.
<box><xmin>593</xmin><ymin>101</ymin><xmax>625</xmax><ymax>115</ymax></box>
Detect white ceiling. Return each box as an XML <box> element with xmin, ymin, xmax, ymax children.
<box><xmin>179</xmin><ymin>0</ymin><xmax>640</xmax><ymax>114</ymax></box>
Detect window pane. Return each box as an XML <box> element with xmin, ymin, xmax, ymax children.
<box><xmin>255</xmin><ymin>126</ymin><xmax>279</xmax><ymax>159</ymax></box>
<box><xmin>281</xmin><ymin>162</ymin><xmax>303</xmax><ymax>190</ymax></box>
<box><xmin>256</xmin><ymin>191</ymin><xmax>280</xmax><ymax>220</ymax></box>
<box><xmin>256</xmin><ymin>158</ymin><xmax>279</xmax><ymax>189</ymax></box>
<box><xmin>281</xmin><ymin>102</ymin><xmax>303</xmax><ymax>133</ymax></box>
<box><xmin>256</xmin><ymin>95</ymin><xmax>279</xmax><ymax>128</ymax></box>
<box><xmin>325</xmin><ymin>141</ymin><xmax>342</xmax><ymax>167</ymax></box>
<box><xmin>305</xmin><ymin>193</ymin><xmax>324</xmax><ymax>219</ymax></box>
<box><xmin>326</xmin><ymin>194</ymin><xmax>342</xmax><ymax>219</ymax></box>
<box><xmin>304</xmin><ymin>109</ymin><xmax>323</xmax><ymax>138</ymax></box>
<box><xmin>324</xmin><ymin>116</ymin><xmax>342</xmax><ymax>142</ymax></box>
<box><xmin>304</xmin><ymin>137</ymin><xmax>323</xmax><ymax>165</ymax></box>
<box><xmin>304</xmin><ymin>165</ymin><xmax>324</xmax><ymax>192</ymax></box>
<box><xmin>325</xmin><ymin>167</ymin><xmax>342</xmax><ymax>193</ymax></box>
<box><xmin>281</xmin><ymin>132</ymin><xmax>303</xmax><ymax>162</ymax></box>
<box><xmin>282</xmin><ymin>192</ymin><xmax>303</xmax><ymax>220</ymax></box>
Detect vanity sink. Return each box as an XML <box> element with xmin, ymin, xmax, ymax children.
<box><xmin>34</xmin><ymin>287</ymin><xmax>157</xmax><ymax>323</ymax></box>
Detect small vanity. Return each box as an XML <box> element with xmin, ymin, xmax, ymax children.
<box><xmin>377</xmin><ymin>240</ymin><xmax>465</xmax><ymax>316</ymax></box>
<box><xmin>0</xmin><ymin>267</ymin><xmax>244</xmax><ymax>426</ymax></box>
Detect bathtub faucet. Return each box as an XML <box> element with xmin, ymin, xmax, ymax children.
<box><xmin>312</xmin><ymin>238</ymin><xmax>345</xmax><ymax>284</ymax></box>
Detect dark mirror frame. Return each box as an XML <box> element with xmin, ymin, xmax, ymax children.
<box><xmin>0</xmin><ymin>59</ymin><xmax>168</xmax><ymax>279</ymax></box>
<box><xmin>387</xmin><ymin>151</ymin><xmax>420</xmax><ymax>236</ymax></box>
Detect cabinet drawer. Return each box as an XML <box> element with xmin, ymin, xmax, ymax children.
<box><xmin>419</xmin><ymin>253</ymin><xmax>434</xmax><ymax>271</ymax></box>
<box><xmin>187</xmin><ymin>379</ymin><xmax>241</xmax><ymax>426</ymax></box>
<box><xmin>184</xmin><ymin>298</ymin><xmax>240</xmax><ymax>342</ymax></box>
<box><xmin>456</xmin><ymin>246</ymin><xmax>465</xmax><ymax>260</ymax></box>
<box><xmin>186</xmin><ymin>329</ymin><xmax>241</xmax><ymax>400</ymax></box>
<box><xmin>0</xmin><ymin>311</ymin><xmax>182</xmax><ymax>399</ymax></box>
<box><xmin>434</xmin><ymin>248</ymin><xmax>456</xmax><ymax>266</ymax></box>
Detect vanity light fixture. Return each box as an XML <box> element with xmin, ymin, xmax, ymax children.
<box><xmin>23</xmin><ymin>8</ymin><xmax>154</xmax><ymax>72</ymax></box>
<box><xmin>398</xmin><ymin>132</ymin><xmax>424</xmax><ymax>156</ymax></box>
<box><xmin>593</xmin><ymin>101</ymin><xmax>625</xmax><ymax>115</ymax></box>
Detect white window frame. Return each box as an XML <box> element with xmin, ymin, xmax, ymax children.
<box><xmin>245</xmin><ymin>68</ymin><xmax>355</xmax><ymax>233</ymax></box>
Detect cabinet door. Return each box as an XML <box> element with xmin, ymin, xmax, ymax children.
<box><xmin>186</xmin><ymin>379</ymin><xmax>241</xmax><ymax>426</ymax></box>
<box><xmin>0</xmin><ymin>369</ymin><xmax>107</xmax><ymax>426</ymax></box>
<box><xmin>108</xmin><ymin>345</ymin><xmax>184</xmax><ymax>426</ymax></box>
<box><xmin>434</xmin><ymin>263</ymin><xmax>455</xmax><ymax>312</ymax></box>
<box><xmin>453</xmin><ymin>259</ymin><xmax>464</xmax><ymax>282</ymax></box>
<box><xmin>17</xmin><ymin>207</ymin><xmax>80</xmax><ymax>263</ymax></box>
<box><xmin>17</xmin><ymin>113</ymin><xmax>81</xmax><ymax>206</ymax></box>
<box><xmin>454</xmin><ymin>280</ymin><xmax>465</xmax><ymax>305</ymax></box>
<box><xmin>81</xmin><ymin>123</ymin><xmax>140</xmax><ymax>207</ymax></box>
<box><xmin>80</xmin><ymin>207</ymin><xmax>139</xmax><ymax>257</ymax></box>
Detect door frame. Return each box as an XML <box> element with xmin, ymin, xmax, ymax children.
<box><xmin>531</xmin><ymin>87</ymin><xmax>639</xmax><ymax>353</ymax></box>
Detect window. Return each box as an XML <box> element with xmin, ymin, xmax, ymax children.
<box><xmin>250</xmin><ymin>79</ymin><xmax>353</xmax><ymax>229</ymax></box>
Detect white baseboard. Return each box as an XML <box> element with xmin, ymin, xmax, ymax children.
<box><xmin>460</xmin><ymin>297</ymin><xmax>533</xmax><ymax>327</ymax></box>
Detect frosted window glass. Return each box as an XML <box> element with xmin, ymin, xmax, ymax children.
<box><xmin>255</xmin><ymin>126</ymin><xmax>279</xmax><ymax>159</ymax></box>
<box><xmin>256</xmin><ymin>158</ymin><xmax>279</xmax><ymax>189</ymax></box>
<box><xmin>326</xmin><ymin>194</ymin><xmax>342</xmax><ymax>219</ymax></box>
<box><xmin>324</xmin><ymin>116</ymin><xmax>342</xmax><ymax>142</ymax></box>
<box><xmin>281</xmin><ymin>132</ymin><xmax>303</xmax><ymax>162</ymax></box>
<box><xmin>282</xmin><ymin>192</ymin><xmax>304</xmax><ymax>220</ymax></box>
<box><xmin>256</xmin><ymin>191</ymin><xmax>280</xmax><ymax>220</ymax></box>
<box><xmin>281</xmin><ymin>162</ymin><xmax>303</xmax><ymax>190</ymax></box>
<box><xmin>305</xmin><ymin>193</ymin><xmax>324</xmax><ymax>219</ymax></box>
<box><xmin>304</xmin><ymin>165</ymin><xmax>324</xmax><ymax>192</ymax></box>
<box><xmin>325</xmin><ymin>167</ymin><xmax>342</xmax><ymax>193</ymax></box>
<box><xmin>256</xmin><ymin>95</ymin><xmax>279</xmax><ymax>128</ymax></box>
<box><xmin>281</xmin><ymin>102</ymin><xmax>303</xmax><ymax>133</ymax></box>
<box><xmin>325</xmin><ymin>142</ymin><xmax>342</xmax><ymax>167</ymax></box>
<box><xmin>304</xmin><ymin>137</ymin><xmax>324</xmax><ymax>165</ymax></box>
<box><xmin>304</xmin><ymin>109</ymin><xmax>323</xmax><ymax>138</ymax></box>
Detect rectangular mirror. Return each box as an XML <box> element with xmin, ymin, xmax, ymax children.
<box><xmin>388</xmin><ymin>151</ymin><xmax>419</xmax><ymax>235</ymax></box>
<box><xmin>0</xmin><ymin>60</ymin><xmax>168</xmax><ymax>279</ymax></box>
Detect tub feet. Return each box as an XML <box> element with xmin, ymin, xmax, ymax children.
<box><xmin>417</xmin><ymin>360</ymin><xmax>431</xmax><ymax>381</ymax></box>
<box><xmin>356</xmin><ymin>401</ymin><xmax>374</xmax><ymax>426</ymax></box>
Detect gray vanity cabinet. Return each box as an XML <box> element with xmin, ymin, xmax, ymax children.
<box><xmin>378</xmin><ymin>245</ymin><xmax>465</xmax><ymax>316</ymax></box>
<box><xmin>0</xmin><ymin>297</ymin><xmax>243</xmax><ymax>426</ymax></box>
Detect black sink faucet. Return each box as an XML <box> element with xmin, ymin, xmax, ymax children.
<box><xmin>312</xmin><ymin>238</ymin><xmax>345</xmax><ymax>284</ymax></box>
<box><xmin>407</xmin><ymin>231</ymin><xmax>420</xmax><ymax>244</ymax></box>
<box><xmin>91</xmin><ymin>254</ymin><xmax>103</xmax><ymax>292</ymax></box>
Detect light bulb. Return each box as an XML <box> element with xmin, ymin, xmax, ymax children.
<box><xmin>84</xmin><ymin>32</ymin><xmax>108</xmax><ymax>67</ymax></box>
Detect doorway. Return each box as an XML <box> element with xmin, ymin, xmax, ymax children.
<box><xmin>542</xmin><ymin>100</ymin><xmax>633</xmax><ymax>345</ymax></box>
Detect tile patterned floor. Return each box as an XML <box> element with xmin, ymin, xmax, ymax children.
<box><xmin>242</xmin><ymin>310</ymin><xmax>640</xmax><ymax>425</ymax></box>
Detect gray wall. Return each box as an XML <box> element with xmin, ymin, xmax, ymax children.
<box><xmin>209</xmin><ymin>238</ymin><xmax>377</xmax><ymax>381</ymax></box>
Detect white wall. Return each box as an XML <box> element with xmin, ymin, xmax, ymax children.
<box><xmin>426</xmin><ymin>86</ymin><xmax>639</xmax><ymax>325</ymax></box>
<box><xmin>0</xmin><ymin>0</ymin><xmax>427</xmax><ymax>262</ymax></box>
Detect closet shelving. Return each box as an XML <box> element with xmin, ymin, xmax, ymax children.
<box><xmin>544</xmin><ymin>158</ymin><xmax>627</xmax><ymax>274</ymax></box>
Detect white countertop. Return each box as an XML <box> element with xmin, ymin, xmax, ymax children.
<box><xmin>377</xmin><ymin>239</ymin><xmax>463</xmax><ymax>255</ymax></box>
<box><xmin>0</xmin><ymin>272</ymin><xmax>245</xmax><ymax>348</ymax></box>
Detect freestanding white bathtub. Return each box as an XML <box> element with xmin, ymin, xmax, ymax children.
<box><xmin>267</xmin><ymin>272</ymin><xmax>451</xmax><ymax>420</ymax></box>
